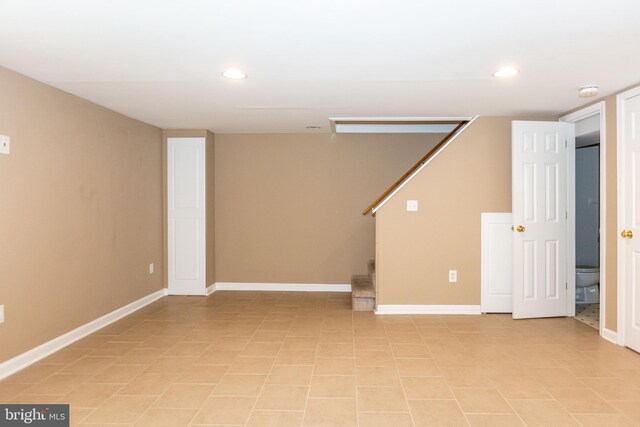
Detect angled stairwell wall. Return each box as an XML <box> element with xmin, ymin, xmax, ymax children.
<box><xmin>374</xmin><ymin>116</ymin><xmax>553</xmax><ymax>308</ymax></box>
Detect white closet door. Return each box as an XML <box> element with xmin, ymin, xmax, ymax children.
<box><xmin>168</xmin><ymin>137</ymin><xmax>206</xmax><ymax>295</ymax></box>
<box><xmin>481</xmin><ymin>213</ymin><xmax>513</xmax><ymax>313</ymax></box>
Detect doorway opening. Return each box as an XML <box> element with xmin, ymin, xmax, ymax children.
<box><xmin>574</xmin><ymin>121</ymin><xmax>600</xmax><ymax>329</ymax></box>
<box><xmin>561</xmin><ymin>102</ymin><xmax>607</xmax><ymax>335</ymax></box>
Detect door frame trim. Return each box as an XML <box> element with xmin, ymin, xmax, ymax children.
<box><xmin>560</xmin><ymin>101</ymin><xmax>606</xmax><ymax>332</ymax></box>
<box><xmin>616</xmin><ymin>86</ymin><xmax>640</xmax><ymax>346</ymax></box>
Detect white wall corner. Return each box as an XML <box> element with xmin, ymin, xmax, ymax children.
<box><xmin>0</xmin><ymin>288</ymin><xmax>167</xmax><ymax>381</ymax></box>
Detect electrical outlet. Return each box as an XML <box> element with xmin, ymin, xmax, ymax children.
<box><xmin>0</xmin><ymin>305</ymin><xmax>4</xmax><ymax>324</ymax></box>
<box><xmin>0</xmin><ymin>135</ymin><xmax>9</xmax><ymax>155</ymax></box>
<box><xmin>448</xmin><ymin>270</ymin><xmax>457</xmax><ymax>283</ymax></box>
<box><xmin>149</xmin><ymin>263</ymin><xmax>154</xmax><ymax>274</ymax></box>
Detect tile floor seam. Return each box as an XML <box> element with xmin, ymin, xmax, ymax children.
<box><xmin>568</xmin><ymin>408</ymin><xmax>590</xmax><ymax>426</ymax></box>
<box><xmin>298</xmin><ymin>323</ymin><xmax>318</xmax><ymax>427</ymax></box>
<box><xmin>495</xmin><ymin>383</ymin><xmax>528</xmax><ymax>426</ymax></box>
<box><xmin>352</xmin><ymin>311</ymin><xmax>360</xmax><ymax>427</ymax></box>
<box><xmin>243</xmin><ymin>294</ymin><xmax>295</xmax><ymax>426</ymax></box>
<box><xmin>384</xmin><ymin>316</ymin><xmax>417</xmax><ymax>427</ymax></box>
<box><xmin>77</xmin><ymin>362</ymin><xmax>160</xmax><ymax>425</ymax></box>
<box><xmin>189</xmin><ymin>295</ymin><xmax>261</xmax><ymax>427</ymax></box>
<box><xmin>117</xmin><ymin>312</ymin><xmax>196</xmax><ymax>426</ymax></box>
<box><xmin>124</xmin><ymin>389</ymin><xmax>166</xmax><ymax>426</ymax></box>
<box><xmin>446</xmin><ymin>324</ymin><xmax>473</xmax><ymax>427</ymax></box>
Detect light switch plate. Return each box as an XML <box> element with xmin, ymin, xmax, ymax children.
<box><xmin>0</xmin><ymin>305</ymin><xmax>4</xmax><ymax>324</ymax></box>
<box><xmin>149</xmin><ymin>263</ymin><xmax>154</xmax><ymax>274</ymax></box>
<box><xmin>0</xmin><ymin>135</ymin><xmax>9</xmax><ymax>155</ymax></box>
<box><xmin>406</xmin><ymin>200</ymin><xmax>419</xmax><ymax>212</ymax></box>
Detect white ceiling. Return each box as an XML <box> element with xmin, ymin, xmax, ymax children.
<box><xmin>1</xmin><ymin>0</ymin><xmax>639</xmax><ymax>133</ymax></box>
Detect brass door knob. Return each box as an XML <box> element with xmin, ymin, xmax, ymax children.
<box><xmin>516</xmin><ymin>225</ymin><xmax>526</xmax><ymax>233</ymax></box>
<box><xmin>621</xmin><ymin>230</ymin><xmax>634</xmax><ymax>239</ymax></box>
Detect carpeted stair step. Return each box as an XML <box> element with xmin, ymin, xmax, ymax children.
<box><xmin>351</xmin><ymin>274</ymin><xmax>375</xmax><ymax>311</ymax></box>
<box><xmin>368</xmin><ymin>259</ymin><xmax>375</xmax><ymax>290</ymax></box>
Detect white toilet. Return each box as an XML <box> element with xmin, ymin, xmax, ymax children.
<box><xmin>576</xmin><ymin>266</ymin><xmax>600</xmax><ymax>304</ymax></box>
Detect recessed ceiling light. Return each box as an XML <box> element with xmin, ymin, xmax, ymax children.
<box><xmin>578</xmin><ymin>85</ymin><xmax>599</xmax><ymax>98</ymax></box>
<box><xmin>222</xmin><ymin>69</ymin><xmax>247</xmax><ymax>80</ymax></box>
<box><xmin>306</xmin><ymin>125</ymin><xmax>321</xmax><ymax>129</ymax></box>
<box><xmin>492</xmin><ymin>67</ymin><xmax>519</xmax><ymax>78</ymax></box>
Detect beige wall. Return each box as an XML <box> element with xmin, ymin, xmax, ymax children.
<box><xmin>374</xmin><ymin>100</ymin><xmax>635</xmax><ymax>318</ymax></box>
<box><xmin>0</xmin><ymin>66</ymin><xmax>163</xmax><ymax>363</ymax></box>
<box><xmin>375</xmin><ymin>117</ymin><xmax>517</xmax><ymax>305</ymax></box>
<box><xmin>161</xmin><ymin>129</ymin><xmax>215</xmax><ymax>290</ymax></box>
<box><xmin>214</xmin><ymin>133</ymin><xmax>444</xmax><ymax>284</ymax></box>
<box><xmin>603</xmin><ymin>94</ymin><xmax>618</xmax><ymax>331</ymax></box>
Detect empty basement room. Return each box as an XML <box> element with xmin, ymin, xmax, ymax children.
<box><xmin>3</xmin><ymin>2</ymin><xmax>640</xmax><ymax>427</ymax></box>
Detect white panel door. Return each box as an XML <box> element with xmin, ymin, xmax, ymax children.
<box><xmin>168</xmin><ymin>137</ymin><xmax>206</xmax><ymax>295</ymax></box>
<box><xmin>620</xmin><ymin>92</ymin><xmax>640</xmax><ymax>353</ymax></box>
<box><xmin>512</xmin><ymin>121</ymin><xmax>573</xmax><ymax>319</ymax></box>
<box><xmin>481</xmin><ymin>213</ymin><xmax>513</xmax><ymax>313</ymax></box>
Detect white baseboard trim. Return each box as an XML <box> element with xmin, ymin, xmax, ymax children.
<box><xmin>601</xmin><ymin>327</ymin><xmax>619</xmax><ymax>345</ymax></box>
<box><xmin>165</xmin><ymin>290</ymin><xmax>207</xmax><ymax>296</ymax></box>
<box><xmin>206</xmin><ymin>284</ymin><xmax>216</xmax><ymax>295</ymax></box>
<box><xmin>214</xmin><ymin>282</ymin><xmax>351</xmax><ymax>292</ymax></box>
<box><xmin>376</xmin><ymin>304</ymin><xmax>482</xmax><ymax>315</ymax></box>
<box><xmin>0</xmin><ymin>288</ymin><xmax>167</xmax><ymax>381</ymax></box>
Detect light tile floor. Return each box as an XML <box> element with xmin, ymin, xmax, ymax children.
<box><xmin>575</xmin><ymin>303</ymin><xmax>599</xmax><ymax>330</ymax></box>
<box><xmin>2</xmin><ymin>291</ymin><xmax>640</xmax><ymax>426</ymax></box>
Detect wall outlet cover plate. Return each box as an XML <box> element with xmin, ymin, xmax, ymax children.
<box><xmin>0</xmin><ymin>135</ymin><xmax>9</xmax><ymax>155</ymax></box>
<box><xmin>448</xmin><ymin>270</ymin><xmax>457</xmax><ymax>283</ymax></box>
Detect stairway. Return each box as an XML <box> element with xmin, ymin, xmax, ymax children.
<box><xmin>351</xmin><ymin>260</ymin><xmax>376</xmax><ymax>311</ymax></box>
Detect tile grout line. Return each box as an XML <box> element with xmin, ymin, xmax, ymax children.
<box><xmin>135</xmin><ymin>299</ymin><xmax>197</xmax><ymax>425</ymax></box>
<box><xmin>182</xmin><ymin>293</ymin><xmax>262</xmax><ymax>427</ymax></box>
<box><xmin>353</xmin><ymin>310</ymin><xmax>360</xmax><ymax>427</ymax></box>
<box><xmin>438</xmin><ymin>319</ymin><xmax>472</xmax><ymax>427</ymax></box>
<box><xmin>242</xmin><ymin>292</ymin><xmax>297</xmax><ymax>426</ymax></box>
<box><xmin>181</xmin><ymin>294</ymin><xmax>238</xmax><ymax>427</ymax></box>
<box><xmin>300</xmin><ymin>298</ymin><xmax>324</xmax><ymax>426</ymax></box>
<box><xmin>75</xmin><ymin>298</ymin><xmax>177</xmax><ymax>426</ymax></box>
<box><xmin>383</xmin><ymin>317</ymin><xmax>417</xmax><ymax>427</ymax></box>
<box><xmin>494</xmin><ymin>384</ymin><xmax>528</xmax><ymax>426</ymax></box>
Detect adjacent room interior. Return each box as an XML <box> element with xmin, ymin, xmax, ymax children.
<box><xmin>574</xmin><ymin>114</ymin><xmax>602</xmax><ymax>329</ymax></box>
<box><xmin>1</xmin><ymin>1</ymin><xmax>640</xmax><ymax>426</ymax></box>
